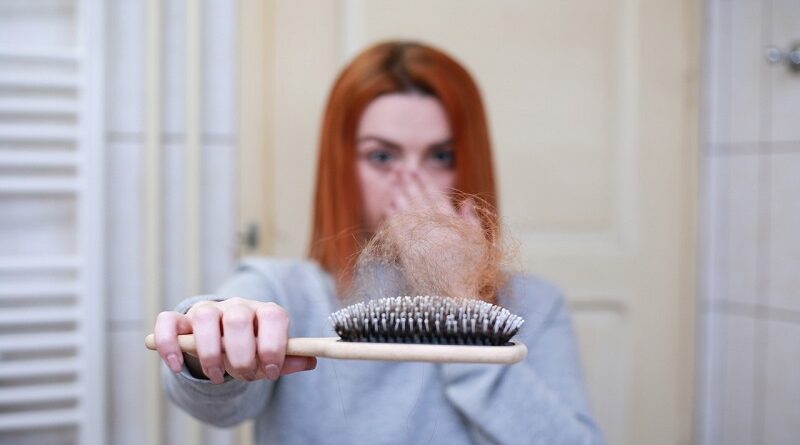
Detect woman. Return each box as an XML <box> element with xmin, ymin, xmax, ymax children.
<box><xmin>154</xmin><ymin>41</ymin><xmax>604</xmax><ymax>444</ymax></box>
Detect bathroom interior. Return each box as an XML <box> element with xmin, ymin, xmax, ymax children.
<box><xmin>0</xmin><ymin>0</ymin><xmax>798</xmax><ymax>444</ymax></box>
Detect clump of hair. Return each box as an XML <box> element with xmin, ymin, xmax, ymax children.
<box><xmin>348</xmin><ymin>195</ymin><xmax>517</xmax><ymax>304</ymax></box>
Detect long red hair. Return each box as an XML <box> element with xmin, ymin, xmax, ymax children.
<box><xmin>309</xmin><ymin>41</ymin><xmax>498</xmax><ymax>290</ymax></box>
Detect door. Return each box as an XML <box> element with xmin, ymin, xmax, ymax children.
<box><xmin>238</xmin><ymin>1</ymin><xmax>699</xmax><ymax>444</ymax></box>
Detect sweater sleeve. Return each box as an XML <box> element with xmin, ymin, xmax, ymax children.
<box><xmin>439</xmin><ymin>277</ymin><xmax>605</xmax><ymax>445</ymax></box>
<box><xmin>161</xmin><ymin>266</ymin><xmax>282</xmax><ymax>428</ymax></box>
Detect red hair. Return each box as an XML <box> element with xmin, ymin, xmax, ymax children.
<box><xmin>308</xmin><ymin>41</ymin><xmax>498</xmax><ymax>290</ymax></box>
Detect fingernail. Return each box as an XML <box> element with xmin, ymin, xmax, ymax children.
<box><xmin>207</xmin><ymin>366</ymin><xmax>224</xmax><ymax>384</ymax></box>
<box><xmin>263</xmin><ymin>364</ymin><xmax>280</xmax><ymax>381</ymax></box>
<box><xmin>306</xmin><ymin>358</ymin><xmax>317</xmax><ymax>370</ymax></box>
<box><xmin>166</xmin><ymin>353</ymin><xmax>182</xmax><ymax>373</ymax></box>
<box><xmin>242</xmin><ymin>370</ymin><xmax>256</xmax><ymax>381</ymax></box>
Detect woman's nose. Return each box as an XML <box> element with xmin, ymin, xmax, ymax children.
<box><xmin>395</xmin><ymin>157</ymin><xmax>422</xmax><ymax>176</ymax></box>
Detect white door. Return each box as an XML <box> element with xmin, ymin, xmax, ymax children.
<box><xmin>238</xmin><ymin>1</ymin><xmax>698</xmax><ymax>444</ymax></box>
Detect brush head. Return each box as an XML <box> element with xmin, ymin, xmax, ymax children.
<box><xmin>329</xmin><ymin>296</ymin><xmax>524</xmax><ymax>346</ymax></box>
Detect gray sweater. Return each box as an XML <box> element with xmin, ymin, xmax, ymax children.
<box><xmin>163</xmin><ymin>257</ymin><xmax>604</xmax><ymax>444</ymax></box>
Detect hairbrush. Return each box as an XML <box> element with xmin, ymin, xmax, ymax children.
<box><xmin>145</xmin><ymin>295</ymin><xmax>526</xmax><ymax>364</ymax></box>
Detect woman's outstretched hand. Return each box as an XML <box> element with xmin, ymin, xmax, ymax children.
<box><xmin>153</xmin><ymin>297</ymin><xmax>316</xmax><ymax>384</ymax></box>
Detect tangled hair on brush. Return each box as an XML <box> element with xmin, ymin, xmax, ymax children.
<box><xmin>348</xmin><ymin>195</ymin><xmax>518</xmax><ymax>304</ymax></box>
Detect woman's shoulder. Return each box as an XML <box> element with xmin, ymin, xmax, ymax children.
<box><xmin>220</xmin><ymin>256</ymin><xmax>336</xmax><ymax>308</ymax></box>
<box><xmin>218</xmin><ymin>257</ymin><xmax>338</xmax><ymax>335</ymax></box>
<box><xmin>500</xmin><ymin>272</ymin><xmax>564</xmax><ymax>306</ymax></box>
<box><xmin>498</xmin><ymin>272</ymin><xmax>571</xmax><ymax>337</ymax></box>
<box><xmin>237</xmin><ymin>256</ymin><xmax>331</xmax><ymax>282</ymax></box>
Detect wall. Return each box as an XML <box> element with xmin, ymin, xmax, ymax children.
<box><xmin>700</xmin><ymin>0</ymin><xmax>800</xmax><ymax>443</ymax></box>
<box><xmin>104</xmin><ymin>1</ymin><xmax>239</xmax><ymax>444</ymax></box>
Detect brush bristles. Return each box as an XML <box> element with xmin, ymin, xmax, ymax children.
<box><xmin>329</xmin><ymin>296</ymin><xmax>524</xmax><ymax>346</ymax></box>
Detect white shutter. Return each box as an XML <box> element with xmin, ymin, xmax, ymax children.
<box><xmin>0</xmin><ymin>0</ymin><xmax>105</xmax><ymax>443</ymax></box>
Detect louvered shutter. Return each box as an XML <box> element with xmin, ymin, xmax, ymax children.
<box><xmin>0</xmin><ymin>1</ymin><xmax>105</xmax><ymax>443</ymax></box>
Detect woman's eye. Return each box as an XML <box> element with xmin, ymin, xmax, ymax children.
<box><xmin>428</xmin><ymin>149</ymin><xmax>454</xmax><ymax>168</ymax></box>
<box><xmin>366</xmin><ymin>150</ymin><xmax>395</xmax><ymax>166</ymax></box>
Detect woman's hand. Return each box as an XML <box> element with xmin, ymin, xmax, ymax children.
<box><xmin>384</xmin><ymin>171</ymin><xmax>480</xmax><ymax>227</ymax></box>
<box><xmin>376</xmin><ymin>171</ymin><xmax>490</xmax><ymax>299</ymax></box>
<box><xmin>153</xmin><ymin>297</ymin><xmax>316</xmax><ymax>384</ymax></box>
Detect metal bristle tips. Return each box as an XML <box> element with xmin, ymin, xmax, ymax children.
<box><xmin>328</xmin><ymin>296</ymin><xmax>525</xmax><ymax>346</ymax></box>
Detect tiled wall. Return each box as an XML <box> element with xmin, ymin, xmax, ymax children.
<box><xmin>700</xmin><ymin>0</ymin><xmax>800</xmax><ymax>444</ymax></box>
<box><xmin>105</xmin><ymin>1</ymin><xmax>239</xmax><ymax>444</ymax></box>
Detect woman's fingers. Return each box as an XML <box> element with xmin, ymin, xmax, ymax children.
<box><xmin>391</xmin><ymin>187</ymin><xmax>410</xmax><ymax>214</ymax></box>
<box><xmin>153</xmin><ymin>311</ymin><xmax>193</xmax><ymax>373</ymax></box>
<box><xmin>280</xmin><ymin>356</ymin><xmax>317</xmax><ymax>376</ymax></box>
<box><xmin>458</xmin><ymin>197</ymin><xmax>482</xmax><ymax>228</ymax></box>
<box><xmin>384</xmin><ymin>199</ymin><xmax>398</xmax><ymax>220</ymax></box>
<box><xmin>255</xmin><ymin>303</ymin><xmax>290</xmax><ymax>381</ymax></box>
<box><xmin>407</xmin><ymin>171</ymin><xmax>455</xmax><ymax>215</ymax></box>
<box><xmin>221</xmin><ymin>302</ymin><xmax>258</xmax><ymax>380</ymax></box>
<box><xmin>392</xmin><ymin>172</ymin><xmax>420</xmax><ymax>214</ymax></box>
<box><xmin>190</xmin><ymin>303</ymin><xmax>225</xmax><ymax>384</ymax></box>
<box><xmin>176</xmin><ymin>298</ymin><xmax>313</xmax><ymax>384</ymax></box>
<box><xmin>403</xmin><ymin>171</ymin><xmax>429</xmax><ymax>208</ymax></box>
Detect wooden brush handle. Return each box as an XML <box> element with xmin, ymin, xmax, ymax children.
<box><xmin>144</xmin><ymin>334</ymin><xmax>527</xmax><ymax>364</ymax></box>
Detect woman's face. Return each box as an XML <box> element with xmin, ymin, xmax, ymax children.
<box><xmin>356</xmin><ymin>93</ymin><xmax>456</xmax><ymax>232</ymax></box>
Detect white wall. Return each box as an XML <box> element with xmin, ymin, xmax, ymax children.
<box><xmin>0</xmin><ymin>0</ymin><xmax>238</xmax><ymax>445</ymax></box>
<box><xmin>104</xmin><ymin>1</ymin><xmax>240</xmax><ymax>444</ymax></box>
<box><xmin>700</xmin><ymin>0</ymin><xmax>800</xmax><ymax>443</ymax></box>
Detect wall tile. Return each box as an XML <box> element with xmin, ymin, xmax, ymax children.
<box><xmin>201</xmin><ymin>427</ymin><xmax>238</xmax><ymax>445</ymax></box>
<box><xmin>162</xmin><ymin>0</ymin><xmax>187</xmax><ymax>135</ymax></box>
<box><xmin>706</xmin><ymin>154</ymin><xmax>760</xmax><ymax>304</ymax></box>
<box><xmin>704</xmin><ymin>155</ymin><xmax>728</xmax><ymax>302</ymax></box>
<box><xmin>165</xmin><ymin>402</ymin><xmax>204</xmax><ymax>445</ymax></box>
<box><xmin>698</xmin><ymin>309</ymin><xmax>721</xmax><ymax>444</ymax></box>
<box><xmin>107</xmin><ymin>0</ymin><xmax>144</xmax><ymax>134</ymax></box>
<box><xmin>769</xmin><ymin>67</ymin><xmax>800</xmax><ymax>143</ymax></box>
<box><xmin>764</xmin><ymin>319</ymin><xmax>800</xmax><ymax>445</ymax></box>
<box><xmin>769</xmin><ymin>0</ymin><xmax>800</xmax><ymax>142</ymax></box>
<box><xmin>703</xmin><ymin>0</ymin><xmax>800</xmax><ymax>444</ymax></box>
<box><xmin>202</xmin><ymin>143</ymin><xmax>237</xmax><ymax>293</ymax></box>
<box><xmin>725</xmin><ymin>0</ymin><xmax>763</xmax><ymax>145</ymax></box>
<box><xmin>106</xmin><ymin>142</ymin><xmax>144</xmax><ymax>323</ymax></box>
<box><xmin>202</xmin><ymin>0</ymin><xmax>237</xmax><ymax>137</ymax></box>
<box><xmin>163</xmin><ymin>142</ymin><xmax>187</xmax><ymax>310</ymax></box>
<box><xmin>725</xmin><ymin>153</ymin><xmax>761</xmax><ymax>303</ymax></box>
<box><xmin>707</xmin><ymin>311</ymin><xmax>757</xmax><ymax>445</ymax></box>
<box><xmin>103</xmin><ymin>4</ymin><xmax>240</xmax><ymax>445</ymax></box>
<box><xmin>700</xmin><ymin>156</ymin><xmax>718</xmax><ymax>308</ymax></box>
<box><xmin>706</xmin><ymin>0</ymin><xmax>731</xmax><ymax>147</ymax></box>
<box><xmin>107</xmin><ymin>329</ymin><xmax>148</xmax><ymax>445</ymax></box>
<box><xmin>768</xmin><ymin>151</ymin><xmax>800</xmax><ymax>310</ymax></box>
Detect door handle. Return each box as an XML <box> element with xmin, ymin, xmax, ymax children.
<box><xmin>765</xmin><ymin>43</ymin><xmax>800</xmax><ymax>72</ymax></box>
<box><xmin>240</xmin><ymin>222</ymin><xmax>260</xmax><ymax>250</ymax></box>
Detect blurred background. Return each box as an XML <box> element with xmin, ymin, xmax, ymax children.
<box><xmin>0</xmin><ymin>0</ymin><xmax>797</xmax><ymax>444</ymax></box>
